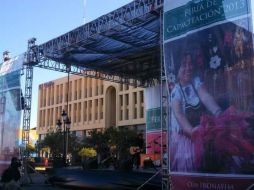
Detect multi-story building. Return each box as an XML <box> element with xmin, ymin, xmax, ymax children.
<box><xmin>37</xmin><ymin>75</ymin><xmax>145</xmax><ymax>140</ymax></box>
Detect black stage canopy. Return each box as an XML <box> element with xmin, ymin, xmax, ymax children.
<box><xmin>37</xmin><ymin>0</ymin><xmax>163</xmax><ymax>85</ymax></box>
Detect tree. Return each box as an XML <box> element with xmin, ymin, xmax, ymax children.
<box><xmin>40</xmin><ymin>131</ymin><xmax>63</xmax><ymax>158</ymax></box>
<box><xmin>84</xmin><ymin>129</ymin><xmax>110</xmax><ymax>164</ymax></box>
<box><xmin>39</xmin><ymin>130</ymin><xmax>81</xmax><ymax>165</ymax></box>
<box><xmin>82</xmin><ymin>126</ymin><xmax>138</xmax><ymax>168</ymax></box>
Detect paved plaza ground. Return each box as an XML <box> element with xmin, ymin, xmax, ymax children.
<box><xmin>16</xmin><ymin>166</ymin><xmax>161</xmax><ymax>190</ymax></box>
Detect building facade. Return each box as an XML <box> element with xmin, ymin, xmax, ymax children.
<box><xmin>37</xmin><ymin>75</ymin><xmax>145</xmax><ymax>139</ymax></box>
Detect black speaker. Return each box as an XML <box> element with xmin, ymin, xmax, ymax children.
<box><xmin>143</xmin><ymin>158</ymin><xmax>154</xmax><ymax>169</ymax></box>
<box><xmin>119</xmin><ymin>159</ymin><xmax>133</xmax><ymax>171</ymax></box>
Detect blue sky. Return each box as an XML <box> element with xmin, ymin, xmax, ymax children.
<box><xmin>0</xmin><ymin>0</ymin><xmax>132</xmax><ymax>128</ymax></box>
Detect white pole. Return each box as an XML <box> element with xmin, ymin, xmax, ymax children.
<box><xmin>83</xmin><ymin>0</ymin><xmax>87</xmax><ymax>24</ymax></box>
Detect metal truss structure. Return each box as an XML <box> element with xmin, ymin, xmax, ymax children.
<box><xmin>34</xmin><ymin>57</ymin><xmax>157</xmax><ymax>88</ymax></box>
<box><xmin>21</xmin><ymin>0</ymin><xmax>170</xmax><ymax>189</ymax></box>
<box><xmin>0</xmin><ymin>92</ymin><xmax>6</xmax><ymax>153</ymax></box>
<box><xmin>159</xmin><ymin>6</ymin><xmax>169</xmax><ymax>187</ymax></box>
<box><xmin>161</xmin><ymin>80</ymin><xmax>170</xmax><ymax>190</ymax></box>
<box><xmin>40</xmin><ymin>0</ymin><xmax>163</xmax><ymax>57</ymax></box>
<box><xmin>22</xmin><ymin>38</ymin><xmax>37</xmax><ymax>146</ymax></box>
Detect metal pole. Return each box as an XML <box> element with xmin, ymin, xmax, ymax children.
<box><xmin>66</xmin><ymin>67</ymin><xmax>70</xmax><ymax>113</ymax></box>
<box><xmin>0</xmin><ymin>96</ymin><xmax>6</xmax><ymax>153</ymax></box>
<box><xmin>63</xmin><ymin>122</ymin><xmax>66</xmax><ymax>166</ymax></box>
<box><xmin>63</xmin><ymin>66</ymin><xmax>70</xmax><ymax>166</ymax></box>
<box><xmin>66</xmin><ymin>127</ymin><xmax>69</xmax><ymax>165</ymax></box>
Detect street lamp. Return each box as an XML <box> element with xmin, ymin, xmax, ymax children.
<box><xmin>56</xmin><ymin>65</ymin><xmax>71</xmax><ymax>166</ymax></box>
<box><xmin>59</xmin><ymin>110</ymin><xmax>71</xmax><ymax>166</ymax></box>
<box><xmin>56</xmin><ymin>119</ymin><xmax>62</xmax><ymax>132</ymax></box>
<box><xmin>65</xmin><ymin>117</ymin><xmax>71</xmax><ymax>165</ymax></box>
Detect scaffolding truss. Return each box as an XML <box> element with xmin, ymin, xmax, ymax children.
<box><xmin>40</xmin><ymin>0</ymin><xmax>163</xmax><ymax>56</ymax></box>
<box><xmin>35</xmin><ymin>57</ymin><xmax>158</xmax><ymax>87</ymax></box>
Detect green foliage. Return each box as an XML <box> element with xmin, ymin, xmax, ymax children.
<box><xmin>39</xmin><ymin>130</ymin><xmax>81</xmax><ymax>159</ymax></box>
<box><xmin>83</xmin><ymin>126</ymin><xmax>137</xmax><ymax>162</ymax></box>
<box><xmin>40</xmin><ymin>131</ymin><xmax>63</xmax><ymax>157</ymax></box>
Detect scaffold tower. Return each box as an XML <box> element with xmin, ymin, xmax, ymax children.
<box><xmin>22</xmin><ymin>38</ymin><xmax>38</xmax><ymax>146</ymax></box>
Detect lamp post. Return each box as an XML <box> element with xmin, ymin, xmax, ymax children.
<box><xmin>57</xmin><ymin>110</ymin><xmax>71</xmax><ymax>166</ymax></box>
<box><xmin>56</xmin><ymin>65</ymin><xmax>71</xmax><ymax>166</ymax></box>
<box><xmin>56</xmin><ymin>119</ymin><xmax>62</xmax><ymax>158</ymax></box>
<box><xmin>61</xmin><ymin>110</ymin><xmax>67</xmax><ymax>166</ymax></box>
<box><xmin>65</xmin><ymin>117</ymin><xmax>71</xmax><ymax>165</ymax></box>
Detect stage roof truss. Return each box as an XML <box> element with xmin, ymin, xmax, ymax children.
<box><xmin>34</xmin><ymin>56</ymin><xmax>155</xmax><ymax>87</ymax></box>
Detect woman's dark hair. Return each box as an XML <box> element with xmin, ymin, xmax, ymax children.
<box><xmin>180</xmin><ymin>52</ymin><xmax>193</xmax><ymax>66</ymax></box>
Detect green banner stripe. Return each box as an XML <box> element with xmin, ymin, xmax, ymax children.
<box><xmin>164</xmin><ymin>0</ymin><xmax>250</xmax><ymax>40</ymax></box>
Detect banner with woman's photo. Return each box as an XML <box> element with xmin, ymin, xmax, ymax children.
<box><xmin>0</xmin><ymin>55</ymin><xmax>23</xmax><ymax>174</ymax></box>
<box><xmin>164</xmin><ymin>0</ymin><xmax>254</xmax><ymax>189</ymax></box>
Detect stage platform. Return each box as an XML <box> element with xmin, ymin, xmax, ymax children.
<box><xmin>47</xmin><ymin>167</ymin><xmax>161</xmax><ymax>190</ymax></box>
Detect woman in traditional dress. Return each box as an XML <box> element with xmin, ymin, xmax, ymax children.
<box><xmin>170</xmin><ymin>52</ymin><xmax>222</xmax><ymax>172</ymax></box>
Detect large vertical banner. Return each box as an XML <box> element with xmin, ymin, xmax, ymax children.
<box><xmin>145</xmin><ymin>85</ymin><xmax>162</xmax><ymax>155</ymax></box>
<box><xmin>145</xmin><ymin>85</ymin><xmax>167</xmax><ymax>167</ymax></box>
<box><xmin>0</xmin><ymin>56</ymin><xmax>23</xmax><ymax>174</ymax></box>
<box><xmin>164</xmin><ymin>0</ymin><xmax>254</xmax><ymax>189</ymax></box>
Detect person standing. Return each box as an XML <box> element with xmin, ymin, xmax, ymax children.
<box><xmin>1</xmin><ymin>157</ymin><xmax>22</xmax><ymax>190</ymax></box>
<box><xmin>131</xmin><ymin>133</ymin><xmax>144</xmax><ymax>170</ymax></box>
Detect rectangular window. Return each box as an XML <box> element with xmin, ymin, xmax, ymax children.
<box><xmin>84</xmin><ymin>101</ymin><xmax>87</xmax><ymax>122</ymax></box>
<box><xmin>47</xmin><ymin>87</ymin><xmax>50</xmax><ymax>106</ymax></box>
<box><xmin>140</xmin><ymin>91</ymin><xmax>144</xmax><ymax>103</ymax></box>
<box><xmin>69</xmin><ymin>105</ymin><xmax>72</xmax><ymax>121</ymax></box>
<box><xmin>56</xmin><ymin>85</ymin><xmax>59</xmax><ymax>104</ymax></box>
<box><xmin>134</xmin><ymin>92</ymin><xmax>137</xmax><ymax>104</ymax></box>
<box><xmin>95</xmin><ymin>99</ymin><xmax>98</xmax><ymax>120</ymax></box>
<box><xmin>95</xmin><ymin>80</ymin><xmax>98</xmax><ymax>96</ymax></box>
<box><xmin>78</xmin><ymin>79</ymin><xmax>82</xmax><ymax>99</ymax></box>
<box><xmin>47</xmin><ymin>109</ymin><xmax>50</xmax><ymax>126</ymax></box>
<box><xmin>74</xmin><ymin>80</ymin><xmax>77</xmax><ymax>100</ymax></box>
<box><xmin>74</xmin><ymin>103</ymin><xmax>77</xmax><ymax>123</ymax></box>
<box><xmin>51</xmin><ymin>85</ymin><xmax>54</xmax><ymax>105</ymax></box>
<box><xmin>75</xmin><ymin>91</ymin><xmax>77</xmax><ymax>100</ymax></box>
<box><xmin>59</xmin><ymin>106</ymin><xmax>62</xmax><ymax>119</ymax></box>
<box><xmin>50</xmin><ymin>108</ymin><xmax>53</xmax><ymax>126</ymax></box>
<box><xmin>120</xmin><ymin>110</ymin><xmax>123</xmax><ymax>121</ymax></box>
<box><xmin>39</xmin><ymin>89</ymin><xmax>43</xmax><ymax>108</ymax></box>
<box><xmin>99</xmin><ymin>80</ymin><xmax>103</xmax><ymax>95</ymax></box>
<box><xmin>88</xmin><ymin>78</ymin><xmax>92</xmax><ymax>97</ymax></box>
<box><xmin>125</xmin><ymin>94</ymin><xmax>129</xmax><ymax>106</ymax></box>
<box><xmin>84</xmin><ymin>78</ymin><xmax>87</xmax><ymax>98</ymax></box>
<box><xmin>101</xmin><ymin>83</ymin><xmax>104</xmax><ymax>94</ymax></box>
<box><xmin>69</xmin><ymin>82</ymin><xmax>72</xmax><ymax>101</ymax></box>
<box><xmin>120</xmin><ymin>95</ymin><xmax>123</xmax><ymax>106</ymax></box>
<box><xmin>134</xmin><ymin>107</ymin><xmax>137</xmax><ymax>119</ymax></box>
<box><xmin>39</xmin><ymin>110</ymin><xmax>42</xmax><ymax>127</ymax></box>
<box><xmin>55</xmin><ymin>107</ymin><xmax>58</xmax><ymax>123</ymax></box>
<box><xmin>100</xmin><ymin>98</ymin><xmax>103</xmax><ymax>119</ymax></box>
<box><xmin>43</xmin><ymin>88</ymin><xmax>46</xmax><ymax>106</ymax></box>
<box><xmin>125</xmin><ymin>109</ymin><xmax>129</xmax><ymax>120</ymax></box>
<box><xmin>60</xmin><ymin>84</ymin><xmax>63</xmax><ymax>103</ymax></box>
<box><xmin>89</xmin><ymin>100</ymin><xmax>92</xmax><ymax>121</ymax></box>
<box><xmin>78</xmin><ymin>102</ymin><xmax>81</xmax><ymax>122</ymax></box>
<box><xmin>140</xmin><ymin>106</ymin><xmax>144</xmax><ymax>118</ymax></box>
<box><xmin>42</xmin><ymin>110</ymin><xmax>45</xmax><ymax>127</ymax></box>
